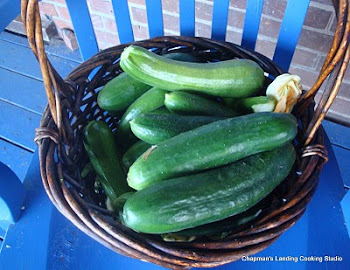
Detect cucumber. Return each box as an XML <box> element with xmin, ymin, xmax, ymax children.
<box><xmin>130</xmin><ymin>113</ymin><xmax>224</xmax><ymax>144</ymax></box>
<box><xmin>84</xmin><ymin>121</ymin><xmax>132</xmax><ymax>208</ymax></box>
<box><xmin>127</xmin><ymin>112</ymin><xmax>297</xmax><ymax>190</ymax></box>
<box><xmin>98</xmin><ymin>53</ymin><xmax>199</xmax><ymax>112</ymax></box>
<box><xmin>116</xmin><ymin>87</ymin><xmax>168</xmax><ymax>145</ymax></box>
<box><xmin>122</xmin><ymin>141</ymin><xmax>152</xmax><ymax>168</ymax></box>
<box><xmin>120</xmin><ymin>45</ymin><xmax>265</xmax><ymax>97</ymax></box>
<box><xmin>123</xmin><ymin>144</ymin><xmax>296</xmax><ymax>234</ymax></box>
<box><xmin>164</xmin><ymin>91</ymin><xmax>237</xmax><ymax>117</ymax></box>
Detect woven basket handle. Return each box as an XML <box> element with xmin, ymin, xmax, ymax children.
<box><xmin>21</xmin><ymin>0</ymin><xmax>349</xmax><ymax>147</ymax></box>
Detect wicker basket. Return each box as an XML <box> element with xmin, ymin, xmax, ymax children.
<box><xmin>21</xmin><ymin>0</ymin><xmax>349</xmax><ymax>268</ymax></box>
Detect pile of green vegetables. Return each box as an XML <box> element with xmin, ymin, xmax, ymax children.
<box><xmin>83</xmin><ymin>45</ymin><xmax>298</xmax><ymax>241</ymax></box>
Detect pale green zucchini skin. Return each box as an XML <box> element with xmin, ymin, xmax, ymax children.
<box><xmin>127</xmin><ymin>112</ymin><xmax>297</xmax><ymax>190</ymax></box>
<box><xmin>130</xmin><ymin>113</ymin><xmax>224</xmax><ymax>144</ymax></box>
<box><xmin>120</xmin><ymin>45</ymin><xmax>265</xmax><ymax>98</ymax></box>
<box><xmin>164</xmin><ymin>91</ymin><xmax>237</xmax><ymax>117</ymax></box>
<box><xmin>122</xmin><ymin>144</ymin><xmax>296</xmax><ymax>234</ymax></box>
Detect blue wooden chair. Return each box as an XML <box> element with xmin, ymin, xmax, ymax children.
<box><xmin>1</xmin><ymin>0</ymin><xmax>349</xmax><ymax>269</ymax></box>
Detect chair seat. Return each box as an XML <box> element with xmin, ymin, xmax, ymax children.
<box><xmin>1</xmin><ymin>135</ymin><xmax>349</xmax><ymax>270</ymax></box>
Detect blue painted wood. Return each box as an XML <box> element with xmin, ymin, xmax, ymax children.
<box><xmin>341</xmin><ymin>190</ymin><xmax>350</xmax><ymax>237</ymax></box>
<box><xmin>0</xmin><ymin>139</ymin><xmax>33</xmax><ymax>181</ymax></box>
<box><xmin>112</xmin><ymin>0</ymin><xmax>134</xmax><ymax>43</ymax></box>
<box><xmin>0</xmin><ymin>68</ymin><xmax>46</xmax><ymax>115</ymax></box>
<box><xmin>145</xmin><ymin>0</ymin><xmax>164</xmax><ymax>38</ymax></box>
<box><xmin>0</xmin><ymin>39</ymin><xmax>79</xmax><ymax>80</ymax></box>
<box><xmin>0</xmin><ymin>161</ymin><xmax>25</xmax><ymax>229</ymax></box>
<box><xmin>332</xmin><ymin>145</ymin><xmax>350</xmax><ymax>188</ymax></box>
<box><xmin>211</xmin><ymin>0</ymin><xmax>230</xmax><ymax>41</ymax></box>
<box><xmin>0</xmin><ymin>100</ymin><xmax>41</xmax><ymax>152</ymax></box>
<box><xmin>241</xmin><ymin>0</ymin><xmax>264</xmax><ymax>50</ymax></box>
<box><xmin>179</xmin><ymin>0</ymin><xmax>195</xmax><ymax>36</ymax></box>
<box><xmin>323</xmin><ymin>120</ymin><xmax>350</xmax><ymax>150</ymax></box>
<box><xmin>0</xmin><ymin>0</ymin><xmax>21</xmax><ymax>32</ymax></box>
<box><xmin>65</xmin><ymin>0</ymin><xmax>99</xmax><ymax>61</ymax></box>
<box><xmin>273</xmin><ymin>0</ymin><xmax>310</xmax><ymax>71</ymax></box>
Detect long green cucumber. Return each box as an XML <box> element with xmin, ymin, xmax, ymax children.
<box><xmin>122</xmin><ymin>141</ymin><xmax>152</xmax><ymax>168</ymax></box>
<box><xmin>120</xmin><ymin>45</ymin><xmax>265</xmax><ymax>97</ymax></box>
<box><xmin>164</xmin><ymin>91</ymin><xmax>237</xmax><ymax>117</ymax></box>
<box><xmin>130</xmin><ymin>113</ymin><xmax>224</xmax><ymax>144</ymax></box>
<box><xmin>128</xmin><ymin>112</ymin><xmax>297</xmax><ymax>190</ymax></box>
<box><xmin>84</xmin><ymin>121</ymin><xmax>132</xmax><ymax>209</ymax></box>
<box><xmin>123</xmin><ymin>144</ymin><xmax>296</xmax><ymax>234</ymax></box>
<box><xmin>116</xmin><ymin>87</ymin><xmax>168</xmax><ymax>145</ymax></box>
<box><xmin>97</xmin><ymin>53</ymin><xmax>199</xmax><ymax>112</ymax></box>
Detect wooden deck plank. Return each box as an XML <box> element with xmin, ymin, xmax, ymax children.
<box><xmin>0</xmin><ymin>139</ymin><xmax>33</xmax><ymax>181</ymax></box>
<box><xmin>0</xmin><ymin>100</ymin><xmax>41</xmax><ymax>151</ymax></box>
<box><xmin>0</xmin><ymin>39</ymin><xmax>79</xmax><ymax>81</ymax></box>
<box><xmin>0</xmin><ymin>67</ymin><xmax>46</xmax><ymax>114</ymax></box>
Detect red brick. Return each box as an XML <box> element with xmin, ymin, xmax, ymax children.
<box><xmin>288</xmin><ymin>66</ymin><xmax>319</xmax><ymax>89</ymax></box>
<box><xmin>304</xmin><ymin>6</ymin><xmax>332</xmax><ymax>30</ymax></box>
<box><xmin>259</xmin><ymin>17</ymin><xmax>281</xmax><ymax>39</ymax></box>
<box><xmin>227</xmin><ymin>8</ymin><xmax>245</xmax><ymax>29</ymax></box>
<box><xmin>94</xmin><ymin>29</ymin><xmax>119</xmax><ymax>45</ymax></box>
<box><xmin>132</xmin><ymin>24</ymin><xmax>149</xmax><ymax>40</ymax></box>
<box><xmin>39</xmin><ymin>2</ymin><xmax>58</xmax><ymax>17</ymax></box>
<box><xmin>88</xmin><ymin>0</ymin><xmax>113</xmax><ymax>16</ymax></box>
<box><xmin>56</xmin><ymin>5</ymin><xmax>71</xmax><ymax>21</ymax></box>
<box><xmin>229</xmin><ymin>0</ymin><xmax>246</xmax><ymax>10</ymax></box>
<box><xmin>103</xmin><ymin>18</ymin><xmax>117</xmax><ymax>33</ymax></box>
<box><xmin>195</xmin><ymin>1</ymin><xmax>212</xmax><ymax>22</ymax></box>
<box><xmin>91</xmin><ymin>14</ymin><xmax>103</xmax><ymax>29</ymax></box>
<box><xmin>53</xmin><ymin>18</ymin><xmax>73</xmax><ymax>30</ymax></box>
<box><xmin>225</xmin><ymin>30</ymin><xmax>242</xmax><ymax>45</ymax></box>
<box><xmin>131</xmin><ymin>7</ymin><xmax>147</xmax><ymax>24</ymax></box>
<box><xmin>255</xmin><ymin>39</ymin><xmax>276</xmax><ymax>60</ymax></box>
<box><xmin>262</xmin><ymin>0</ymin><xmax>287</xmax><ymax>20</ymax></box>
<box><xmin>162</xmin><ymin>0</ymin><xmax>179</xmax><ymax>13</ymax></box>
<box><xmin>298</xmin><ymin>28</ymin><xmax>333</xmax><ymax>53</ymax></box>
<box><xmin>291</xmin><ymin>49</ymin><xmax>319</xmax><ymax>69</ymax></box>
<box><xmin>163</xmin><ymin>14</ymin><xmax>179</xmax><ymax>32</ymax></box>
<box><xmin>195</xmin><ymin>22</ymin><xmax>211</xmax><ymax>38</ymax></box>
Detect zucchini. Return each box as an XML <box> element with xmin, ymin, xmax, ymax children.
<box><xmin>130</xmin><ymin>113</ymin><xmax>224</xmax><ymax>144</ymax></box>
<box><xmin>122</xmin><ymin>141</ymin><xmax>152</xmax><ymax>168</ymax></box>
<box><xmin>123</xmin><ymin>144</ymin><xmax>296</xmax><ymax>234</ymax></box>
<box><xmin>120</xmin><ymin>45</ymin><xmax>265</xmax><ymax>97</ymax></box>
<box><xmin>116</xmin><ymin>87</ymin><xmax>168</xmax><ymax>145</ymax></box>
<box><xmin>128</xmin><ymin>112</ymin><xmax>297</xmax><ymax>190</ymax></box>
<box><xmin>164</xmin><ymin>91</ymin><xmax>237</xmax><ymax>117</ymax></box>
<box><xmin>84</xmin><ymin>121</ymin><xmax>132</xmax><ymax>208</ymax></box>
<box><xmin>97</xmin><ymin>52</ymin><xmax>199</xmax><ymax>112</ymax></box>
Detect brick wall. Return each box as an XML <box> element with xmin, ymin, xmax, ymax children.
<box><xmin>39</xmin><ymin>0</ymin><xmax>350</xmax><ymax>123</ymax></box>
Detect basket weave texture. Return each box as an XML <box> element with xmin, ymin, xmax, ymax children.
<box><xmin>21</xmin><ymin>0</ymin><xmax>349</xmax><ymax>268</ymax></box>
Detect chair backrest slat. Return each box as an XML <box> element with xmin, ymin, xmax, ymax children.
<box><xmin>273</xmin><ymin>0</ymin><xmax>310</xmax><ymax>71</ymax></box>
<box><xmin>145</xmin><ymin>0</ymin><xmax>164</xmax><ymax>38</ymax></box>
<box><xmin>65</xmin><ymin>0</ymin><xmax>99</xmax><ymax>61</ymax></box>
<box><xmin>211</xmin><ymin>0</ymin><xmax>230</xmax><ymax>41</ymax></box>
<box><xmin>179</xmin><ymin>0</ymin><xmax>195</xmax><ymax>36</ymax></box>
<box><xmin>112</xmin><ymin>0</ymin><xmax>134</xmax><ymax>44</ymax></box>
<box><xmin>241</xmin><ymin>0</ymin><xmax>264</xmax><ymax>50</ymax></box>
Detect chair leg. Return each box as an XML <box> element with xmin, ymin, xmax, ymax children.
<box><xmin>0</xmin><ymin>0</ymin><xmax>21</xmax><ymax>33</ymax></box>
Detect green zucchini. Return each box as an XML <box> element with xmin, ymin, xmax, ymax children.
<box><xmin>97</xmin><ymin>53</ymin><xmax>199</xmax><ymax>112</ymax></box>
<box><xmin>120</xmin><ymin>45</ymin><xmax>265</xmax><ymax>97</ymax></box>
<box><xmin>128</xmin><ymin>112</ymin><xmax>297</xmax><ymax>190</ymax></box>
<box><xmin>122</xmin><ymin>141</ymin><xmax>152</xmax><ymax>168</ymax></box>
<box><xmin>164</xmin><ymin>91</ymin><xmax>237</xmax><ymax>117</ymax></box>
<box><xmin>84</xmin><ymin>121</ymin><xmax>132</xmax><ymax>209</ymax></box>
<box><xmin>130</xmin><ymin>113</ymin><xmax>224</xmax><ymax>144</ymax></box>
<box><xmin>123</xmin><ymin>144</ymin><xmax>296</xmax><ymax>234</ymax></box>
<box><xmin>116</xmin><ymin>87</ymin><xmax>168</xmax><ymax>145</ymax></box>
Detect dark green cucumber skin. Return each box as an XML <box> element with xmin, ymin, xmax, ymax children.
<box><xmin>123</xmin><ymin>144</ymin><xmax>296</xmax><ymax>234</ymax></box>
<box><xmin>130</xmin><ymin>113</ymin><xmax>224</xmax><ymax>144</ymax></box>
<box><xmin>120</xmin><ymin>45</ymin><xmax>265</xmax><ymax>98</ymax></box>
<box><xmin>122</xmin><ymin>141</ymin><xmax>152</xmax><ymax>168</ymax></box>
<box><xmin>84</xmin><ymin>121</ymin><xmax>131</xmax><ymax>200</ymax></box>
<box><xmin>116</xmin><ymin>87</ymin><xmax>168</xmax><ymax>145</ymax></box>
<box><xmin>127</xmin><ymin>112</ymin><xmax>297</xmax><ymax>190</ymax></box>
<box><xmin>164</xmin><ymin>91</ymin><xmax>237</xmax><ymax>117</ymax></box>
<box><xmin>97</xmin><ymin>53</ymin><xmax>199</xmax><ymax>112</ymax></box>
